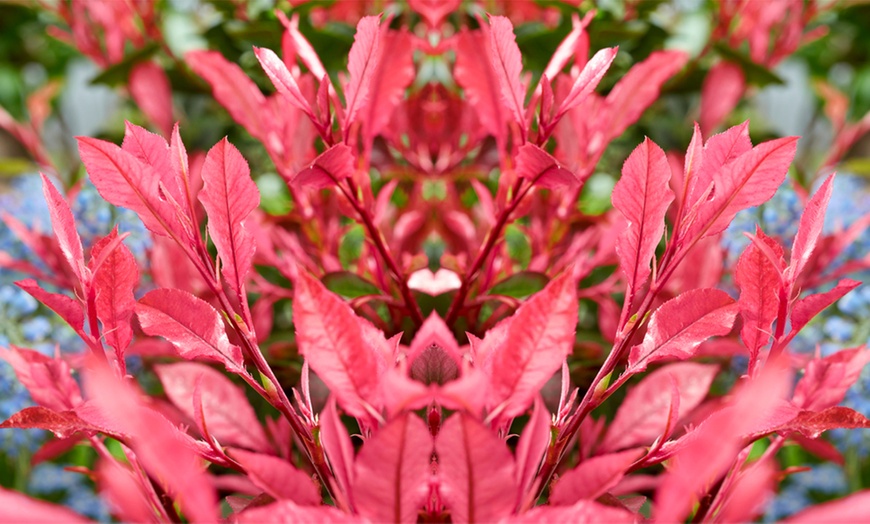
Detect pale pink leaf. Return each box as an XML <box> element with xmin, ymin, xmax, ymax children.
<box><xmin>254</xmin><ymin>46</ymin><xmax>317</xmax><ymax>122</ymax></box>
<box><xmin>129</xmin><ymin>60</ymin><xmax>173</xmax><ymax>137</ymax></box>
<box><xmin>353</xmin><ymin>413</ymin><xmax>432</xmax><ymax>523</ymax></box>
<box><xmin>507</xmin><ymin>499</ymin><xmax>635</xmax><ymax>523</ymax></box>
<box><xmin>700</xmin><ymin>61</ymin><xmax>745</xmax><ymax>136</ymax></box>
<box><xmin>489</xmin><ymin>271</ymin><xmax>578</xmax><ymax>419</ymax></box>
<box><xmin>515</xmin><ymin>143</ymin><xmax>580</xmax><ymax>190</ymax></box>
<box><xmin>436</xmin><ymin>413</ymin><xmax>518</xmax><ymax>523</ymax></box>
<box><xmin>365</xmin><ymin>30</ymin><xmax>415</xmax><ymax>142</ymax></box>
<box><xmin>121</xmin><ymin>121</ymin><xmax>186</xmax><ymax>211</ymax></box>
<box><xmin>155</xmin><ymin>362</ymin><xmax>271</xmax><ymax>452</ymax></box>
<box><xmin>0</xmin><ymin>487</ymin><xmax>90</xmax><ymax>523</ymax></box>
<box><xmin>787</xmin><ymin>174</ymin><xmax>835</xmax><ymax>285</ymax></box>
<box><xmin>198</xmin><ymin>138</ymin><xmax>259</xmax><ymax>295</ymax></box>
<box><xmin>601</xmin><ymin>363</ymin><xmax>718</xmax><ymax>452</ymax></box>
<box><xmin>784</xmin><ymin>490</ymin><xmax>870</xmax><ymax>523</ymax></box>
<box><xmin>553</xmin><ymin>47</ymin><xmax>618</xmax><ymax>123</ymax></box>
<box><xmin>344</xmin><ymin>16</ymin><xmax>382</xmax><ymax>131</ymax></box>
<box><xmin>90</xmin><ymin>230</ymin><xmax>138</xmax><ymax>361</ymax></box>
<box><xmin>237</xmin><ymin>500</ymin><xmax>362</xmax><ymax>523</ymax></box>
<box><xmin>135</xmin><ymin>288</ymin><xmax>244</xmax><ymax>370</ymax></box>
<box><xmin>407</xmin><ymin>268</ymin><xmax>461</xmax><ymax>295</ymax></box>
<box><xmin>293</xmin><ymin>272</ymin><xmax>380</xmax><ymax>418</ymax></box>
<box><xmin>628</xmin><ymin>288</ymin><xmax>739</xmax><ymax>372</ymax></box>
<box><xmin>550</xmin><ymin>448</ymin><xmax>644</xmax><ymax>505</ymax></box>
<box><xmin>227</xmin><ymin>448</ymin><xmax>320</xmax><ymax>505</ymax></box>
<box><xmin>613</xmin><ymin>138</ymin><xmax>674</xmax><ymax>308</ymax></box>
<box><xmin>40</xmin><ymin>174</ymin><xmax>85</xmax><ymax>283</ymax></box>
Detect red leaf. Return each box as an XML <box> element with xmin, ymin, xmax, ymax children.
<box><xmin>0</xmin><ymin>487</ymin><xmax>90</xmax><ymax>523</ymax></box>
<box><xmin>344</xmin><ymin>16</ymin><xmax>382</xmax><ymax>131</ymax></box>
<box><xmin>129</xmin><ymin>60</ymin><xmax>173</xmax><ymax>137</ymax></box>
<box><xmin>40</xmin><ymin>173</ymin><xmax>85</xmax><ymax>283</ymax></box>
<box><xmin>16</xmin><ymin>279</ymin><xmax>84</xmax><ymax>333</ymax></box>
<box><xmin>155</xmin><ymin>362</ymin><xmax>271</xmax><ymax>452</ymax></box>
<box><xmin>227</xmin><ymin>448</ymin><xmax>319</xmax><ymax>505</ymax></box>
<box><xmin>550</xmin><ymin>448</ymin><xmax>644</xmax><ymax>505</ymax></box>
<box><xmin>408</xmin><ymin>313</ymin><xmax>462</xmax><ymax>386</ymax></box>
<box><xmin>120</xmin><ymin>122</ymin><xmax>186</xmax><ymax>212</ymax></box>
<box><xmin>612</xmin><ymin>138</ymin><xmax>674</xmax><ymax>309</ymax></box>
<box><xmin>787</xmin><ymin>174</ymin><xmax>835</xmax><ymax>285</ymax></box>
<box><xmin>236</xmin><ymin>500</ymin><xmax>362</xmax><ymax>523</ymax></box>
<box><xmin>784</xmin><ymin>490</ymin><xmax>870</xmax><ymax>523</ymax></box>
<box><xmin>773</xmin><ymin>407</ymin><xmax>870</xmax><ymax>439</ymax></box>
<box><xmin>552</xmin><ymin>47</ymin><xmax>618</xmax><ymax>123</ymax></box>
<box><xmin>364</xmin><ymin>30</ymin><xmax>416</xmax><ymax>143</ymax></box>
<box><xmin>294</xmin><ymin>271</ymin><xmax>382</xmax><ymax>418</ymax></box>
<box><xmin>790</xmin><ymin>278</ymin><xmax>861</xmax><ymax>335</ymax></box>
<box><xmin>699</xmin><ymin>61</ymin><xmax>745</xmax><ymax>136</ymax></box>
<box><xmin>186</xmin><ymin>50</ymin><xmax>270</xmax><ymax>141</ymax></box>
<box><xmin>0</xmin><ymin>346</ymin><xmax>82</xmax><ymax>411</ymax></box>
<box><xmin>0</xmin><ymin>406</ymin><xmax>104</xmax><ymax>439</ymax></box>
<box><xmin>90</xmin><ymin>230</ymin><xmax>138</xmax><ymax>362</ymax></box>
<box><xmin>628</xmin><ymin>288</ymin><xmax>739</xmax><ymax>372</ymax></box>
<box><xmin>135</xmin><ymin>288</ymin><xmax>244</xmax><ymax>371</ymax></box>
<box><xmin>408</xmin><ymin>0</ymin><xmax>461</xmax><ymax>26</ymax></box>
<box><xmin>601</xmin><ymin>363</ymin><xmax>718</xmax><ymax>452</ymax></box>
<box><xmin>691</xmin><ymin>136</ymin><xmax>798</xmax><ymax>239</ymax></box>
<box><xmin>792</xmin><ymin>348</ymin><xmax>870</xmax><ymax>411</ymax></box>
<box><xmin>515</xmin><ymin>396</ymin><xmax>551</xmax><ymax>507</ymax></box>
<box><xmin>319</xmin><ymin>398</ymin><xmax>354</xmax><ymax>510</ymax></box>
<box><xmin>509</xmin><ymin>499</ymin><xmax>635</xmax><ymax>523</ymax></box>
<box><xmin>98</xmin><ymin>459</ymin><xmax>154</xmax><ymax>524</ymax></box>
<box><xmin>293</xmin><ymin>143</ymin><xmax>355</xmax><ymax>189</ymax></box>
<box><xmin>455</xmin><ymin>30</ymin><xmax>505</xmax><ymax>145</ymax></box>
<box><xmin>199</xmin><ymin>138</ymin><xmax>259</xmax><ymax>295</ymax></box>
<box><xmin>489</xmin><ymin>271</ymin><xmax>578</xmax><ymax>419</ymax></box>
<box><xmin>488</xmin><ymin>16</ymin><xmax>527</xmax><ymax>132</ymax></box>
<box><xmin>436</xmin><ymin>413</ymin><xmax>518</xmax><ymax>523</ymax></box>
<box><xmin>515</xmin><ymin>144</ymin><xmax>580</xmax><ymax>190</ymax></box>
<box><xmin>77</xmin><ymin>135</ymin><xmax>184</xmax><ymax>238</ymax></box>
<box><xmin>734</xmin><ymin>228</ymin><xmax>784</xmax><ymax>358</ymax></box>
<box><xmin>693</xmin><ymin>122</ymin><xmax>752</xmax><ymax>205</ymax></box>
<box><xmin>254</xmin><ymin>46</ymin><xmax>317</xmax><ymax>122</ymax></box>
<box><xmin>353</xmin><ymin>413</ymin><xmax>432</xmax><ymax>523</ymax></box>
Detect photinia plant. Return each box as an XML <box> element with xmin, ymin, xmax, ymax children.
<box><xmin>2</xmin><ymin>1</ymin><xmax>870</xmax><ymax>522</ymax></box>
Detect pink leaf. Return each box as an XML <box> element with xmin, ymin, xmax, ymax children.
<box><xmin>792</xmin><ymin>348</ymin><xmax>870</xmax><ymax>411</ymax></box>
<box><xmin>227</xmin><ymin>448</ymin><xmax>320</xmax><ymax>505</ymax></box>
<box><xmin>790</xmin><ymin>278</ymin><xmax>861</xmax><ymax>334</ymax></box>
<box><xmin>784</xmin><ymin>490</ymin><xmax>870</xmax><ymax>523</ymax></box>
<box><xmin>364</xmin><ymin>30</ymin><xmax>416</xmax><ymax>143</ymax></box>
<box><xmin>155</xmin><ymin>362</ymin><xmax>271</xmax><ymax>452</ymax></box>
<box><xmin>691</xmin><ymin>136</ymin><xmax>798</xmax><ymax>239</ymax></box>
<box><xmin>236</xmin><ymin>500</ymin><xmax>362</xmax><ymax>523</ymax></box>
<box><xmin>120</xmin><ymin>122</ymin><xmax>186</xmax><ymax>214</ymax></box>
<box><xmin>628</xmin><ymin>288</ymin><xmax>739</xmax><ymax>372</ymax></box>
<box><xmin>199</xmin><ymin>138</ymin><xmax>259</xmax><ymax>295</ymax></box>
<box><xmin>0</xmin><ymin>487</ymin><xmax>90</xmax><ymax>523</ymax></box>
<box><xmin>515</xmin><ymin>144</ymin><xmax>580</xmax><ymax>190</ymax></box>
<box><xmin>16</xmin><ymin>279</ymin><xmax>84</xmax><ymax>332</ymax></box>
<box><xmin>254</xmin><ymin>46</ymin><xmax>317</xmax><ymax>122</ymax></box>
<box><xmin>734</xmin><ymin>228</ymin><xmax>784</xmax><ymax>358</ymax></box>
<box><xmin>0</xmin><ymin>346</ymin><xmax>82</xmax><ymax>411</ymax></box>
<box><xmin>135</xmin><ymin>288</ymin><xmax>244</xmax><ymax>370</ymax></box>
<box><xmin>691</xmin><ymin>121</ymin><xmax>752</xmax><ymax>208</ymax></box>
<box><xmin>455</xmin><ymin>30</ymin><xmax>505</xmax><ymax>145</ymax></box>
<box><xmin>550</xmin><ymin>448</ymin><xmax>644</xmax><ymax>505</ymax></box>
<box><xmin>408</xmin><ymin>0</ymin><xmax>461</xmax><ymax>26</ymax></box>
<box><xmin>508</xmin><ymin>499</ymin><xmax>635</xmax><ymax>523</ymax></box>
<box><xmin>344</xmin><ymin>16</ymin><xmax>382</xmax><ymax>131</ymax></box>
<box><xmin>353</xmin><ymin>413</ymin><xmax>432</xmax><ymax>523</ymax></box>
<box><xmin>515</xmin><ymin>395</ymin><xmax>551</xmax><ymax>507</ymax></box>
<box><xmin>612</xmin><ymin>138</ymin><xmax>674</xmax><ymax>309</ymax></box>
<box><xmin>0</xmin><ymin>406</ymin><xmax>105</xmax><ymax>439</ymax></box>
<box><xmin>293</xmin><ymin>272</ymin><xmax>381</xmax><ymax>419</ymax></box>
<box><xmin>186</xmin><ymin>50</ymin><xmax>269</xmax><ymax>141</ymax></box>
<box><xmin>319</xmin><ymin>397</ymin><xmax>355</xmax><ymax>510</ymax></box>
<box><xmin>773</xmin><ymin>407</ymin><xmax>870</xmax><ymax>439</ymax></box>
<box><xmin>436</xmin><ymin>413</ymin><xmax>518</xmax><ymax>523</ymax></box>
<box><xmin>97</xmin><ymin>459</ymin><xmax>154</xmax><ymax>523</ymax></box>
<box><xmin>40</xmin><ymin>173</ymin><xmax>86</xmax><ymax>283</ymax></box>
<box><xmin>407</xmin><ymin>314</ymin><xmax>462</xmax><ymax>385</ymax></box>
<box><xmin>489</xmin><ymin>271</ymin><xmax>578</xmax><ymax>419</ymax></box>
<box><xmin>293</xmin><ymin>143</ymin><xmax>355</xmax><ymax>189</ymax></box>
<box><xmin>77</xmin><ymin>135</ymin><xmax>184</xmax><ymax>238</ymax></box>
<box><xmin>89</xmin><ymin>230</ymin><xmax>138</xmax><ymax>362</ymax></box>
<box><xmin>786</xmin><ymin>174</ymin><xmax>835</xmax><ymax>285</ymax></box>
<box><xmin>488</xmin><ymin>16</ymin><xmax>527</xmax><ymax>132</ymax></box>
<box><xmin>129</xmin><ymin>60</ymin><xmax>173</xmax><ymax>137</ymax></box>
<box><xmin>601</xmin><ymin>363</ymin><xmax>718</xmax><ymax>452</ymax></box>
<box><xmin>700</xmin><ymin>61</ymin><xmax>745</xmax><ymax>136</ymax></box>
<box><xmin>553</xmin><ymin>47</ymin><xmax>618</xmax><ymax>123</ymax></box>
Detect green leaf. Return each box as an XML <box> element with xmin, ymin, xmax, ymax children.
<box><xmin>487</xmin><ymin>271</ymin><xmax>549</xmax><ymax>298</ymax></box>
<box><xmin>90</xmin><ymin>43</ymin><xmax>160</xmax><ymax>87</ymax></box>
<box><xmin>322</xmin><ymin>271</ymin><xmax>382</xmax><ymax>298</ymax></box>
<box><xmin>0</xmin><ymin>158</ymin><xmax>35</xmax><ymax>177</ymax></box>
<box><xmin>713</xmin><ymin>43</ymin><xmax>784</xmax><ymax>87</ymax></box>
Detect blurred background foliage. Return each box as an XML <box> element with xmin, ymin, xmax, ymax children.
<box><xmin>1</xmin><ymin>0</ymin><xmax>870</xmax><ymax>521</ymax></box>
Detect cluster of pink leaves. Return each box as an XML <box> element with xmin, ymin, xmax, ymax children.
<box><xmin>2</xmin><ymin>2</ymin><xmax>870</xmax><ymax>523</ymax></box>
